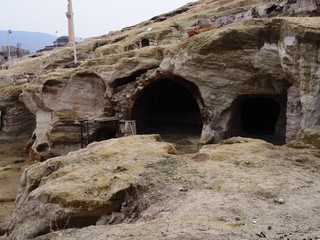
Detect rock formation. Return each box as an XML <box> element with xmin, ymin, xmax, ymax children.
<box><xmin>1</xmin><ymin>1</ymin><xmax>320</xmax><ymax>239</ymax></box>
<box><xmin>6</xmin><ymin>135</ymin><xmax>176</xmax><ymax>239</ymax></box>
<box><xmin>0</xmin><ymin>1</ymin><xmax>319</xmax><ymax>158</ymax></box>
<box><xmin>0</xmin><ymin>86</ymin><xmax>35</xmax><ymax>140</ymax></box>
<box><xmin>5</xmin><ymin>135</ymin><xmax>320</xmax><ymax>239</ymax></box>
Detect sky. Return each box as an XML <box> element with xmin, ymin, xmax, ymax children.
<box><xmin>1</xmin><ymin>0</ymin><xmax>198</xmax><ymax>39</ymax></box>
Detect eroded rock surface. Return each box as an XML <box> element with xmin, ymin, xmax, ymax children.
<box><xmin>1</xmin><ymin>1</ymin><xmax>320</xmax><ymax>239</ymax></box>
<box><xmin>6</xmin><ymin>135</ymin><xmax>176</xmax><ymax>239</ymax></box>
<box><xmin>0</xmin><ymin>138</ymin><xmax>30</xmax><ymax>236</ymax></box>
<box><xmin>287</xmin><ymin>125</ymin><xmax>320</xmax><ymax>149</ymax></box>
<box><xmin>5</xmin><ymin>135</ymin><xmax>320</xmax><ymax>240</ymax></box>
<box><xmin>0</xmin><ymin>87</ymin><xmax>35</xmax><ymax>140</ymax></box>
<box><xmin>0</xmin><ymin>0</ymin><xmax>320</xmax><ymax>160</ymax></box>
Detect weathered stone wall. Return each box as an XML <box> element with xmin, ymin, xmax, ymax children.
<box><xmin>20</xmin><ymin>72</ymin><xmax>108</xmax><ymax>160</ymax></box>
<box><xmin>22</xmin><ymin>17</ymin><xmax>320</xmax><ymax>158</ymax></box>
<box><xmin>0</xmin><ymin>86</ymin><xmax>35</xmax><ymax>140</ymax></box>
<box><xmin>164</xmin><ymin>17</ymin><xmax>320</xmax><ymax>144</ymax></box>
<box><xmin>286</xmin><ymin>86</ymin><xmax>303</xmax><ymax>142</ymax></box>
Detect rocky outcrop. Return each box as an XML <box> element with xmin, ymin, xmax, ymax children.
<box><xmin>21</xmin><ymin>71</ymin><xmax>109</xmax><ymax>160</ymax></box>
<box><xmin>1</xmin><ymin>1</ymin><xmax>320</xmax><ymax>239</ymax></box>
<box><xmin>286</xmin><ymin>125</ymin><xmax>320</xmax><ymax>149</ymax></box>
<box><xmin>6</xmin><ymin>135</ymin><xmax>320</xmax><ymax>240</ymax></box>
<box><xmin>167</xmin><ymin>17</ymin><xmax>320</xmax><ymax>146</ymax></box>
<box><xmin>0</xmin><ymin>86</ymin><xmax>35</xmax><ymax>140</ymax></box>
<box><xmin>6</xmin><ymin>135</ymin><xmax>176</xmax><ymax>239</ymax></box>
<box><xmin>0</xmin><ymin>0</ymin><xmax>320</xmax><ymax>160</ymax></box>
<box><xmin>286</xmin><ymin>85</ymin><xmax>303</xmax><ymax>142</ymax></box>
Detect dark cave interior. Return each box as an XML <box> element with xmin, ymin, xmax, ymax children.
<box><xmin>227</xmin><ymin>94</ymin><xmax>287</xmax><ymax>145</ymax></box>
<box><xmin>131</xmin><ymin>79</ymin><xmax>203</xmax><ymax>143</ymax></box>
<box><xmin>241</xmin><ymin>97</ymin><xmax>280</xmax><ymax>135</ymax></box>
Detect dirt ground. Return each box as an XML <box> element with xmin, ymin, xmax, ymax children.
<box><xmin>0</xmin><ymin>139</ymin><xmax>30</xmax><ymax>236</ymax></box>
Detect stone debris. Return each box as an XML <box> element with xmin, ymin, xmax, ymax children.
<box><xmin>179</xmin><ymin>186</ymin><xmax>188</xmax><ymax>192</ymax></box>
<box><xmin>274</xmin><ymin>198</ymin><xmax>285</xmax><ymax>205</ymax></box>
<box><xmin>256</xmin><ymin>231</ymin><xmax>267</xmax><ymax>238</ymax></box>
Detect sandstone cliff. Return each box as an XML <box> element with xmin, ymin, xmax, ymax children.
<box><xmin>0</xmin><ymin>0</ymin><xmax>320</xmax><ymax>160</ymax></box>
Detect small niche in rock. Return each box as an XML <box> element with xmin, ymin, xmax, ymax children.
<box><xmin>141</xmin><ymin>39</ymin><xmax>150</xmax><ymax>47</ymax></box>
<box><xmin>36</xmin><ymin>143</ymin><xmax>49</xmax><ymax>153</ymax></box>
<box><xmin>36</xmin><ymin>216</ymin><xmax>100</xmax><ymax>238</ymax></box>
<box><xmin>53</xmin><ymin>216</ymin><xmax>99</xmax><ymax>230</ymax></box>
<box><xmin>94</xmin><ymin>128</ymin><xmax>117</xmax><ymax>142</ymax></box>
<box><xmin>112</xmin><ymin>69</ymin><xmax>149</xmax><ymax>89</ymax></box>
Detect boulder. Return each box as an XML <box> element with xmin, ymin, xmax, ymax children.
<box><xmin>6</xmin><ymin>135</ymin><xmax>176</xmax><ymax>239</ymax></box>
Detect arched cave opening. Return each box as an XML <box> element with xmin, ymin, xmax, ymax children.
<box><xmin>131</xmin><ymin>79</ymin><xmax>203</xmax><ymax>148</ymax></box>
<box><xmin>227</xmin><ymin>94</ymin><xmax>287</xmax><ymax>145</ymax></box>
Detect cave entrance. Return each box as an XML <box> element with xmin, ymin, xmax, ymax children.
<box><xmin>241</xmin><ymin>97</ymin><xmax>280</xmax><ymax>135</ymax></box>
<box><xmin>131</xmin><ymin>78</ymin><xmax>203</xmax><ymax>152</ymax></box>
<box><xmin>227</xmin><ymin>94</ymin><xmax>287</xmax><ymax>145</ymax></box>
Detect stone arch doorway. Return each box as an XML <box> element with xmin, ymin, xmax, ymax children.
<box><xmin>227</xmin><ymin>94</ymin><xmax>287</xmax><ymax>145</ymax></box>
<box><xmin>131</xmin><ymin>78</ymin><xmax>204</xmax><ymax>147</ymax></box>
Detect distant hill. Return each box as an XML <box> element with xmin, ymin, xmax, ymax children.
<box><xmin>0</xmin><ymin>30</ymin><xmax>57</xmax><ymax>53</ymax></box>
<box><xmin>0</xmin><ymin>31</ymin><xmax>84</xmax><ymax>53</ymax></box>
